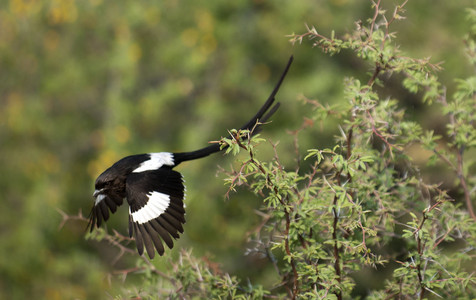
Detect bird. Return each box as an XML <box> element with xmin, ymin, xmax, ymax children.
<box><xmin>88</xmin><ymin>56</ymin><xmax>293</xmax><ymax>259</ymax></box>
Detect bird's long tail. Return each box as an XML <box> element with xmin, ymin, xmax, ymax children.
<box><xmin>173</xmin><ymin>56</ymin><xmax>293</xmax><ymax>165</ymax></box>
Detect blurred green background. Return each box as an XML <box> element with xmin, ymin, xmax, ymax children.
<box><xmin>0</xmin><ymin>0</ymin><xmax>473</xmax><ymax>298</ymax></box>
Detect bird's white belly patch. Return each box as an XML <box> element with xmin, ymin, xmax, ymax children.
<box><xmin>132</xmin><ymin>152</ymin><xmax>174</xmax><ymax>173</ymax></box>
<box><xmin>130</xmin><ymin>191</ymin><xmax>170</xmax><ymax>224</ymax></box>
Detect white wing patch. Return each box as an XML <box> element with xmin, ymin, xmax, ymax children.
<box><xmin>132</xmin><ymin>152</ymin><xmax>175</xmax><ymax>173</ymax></box>
<box><xmin>94</xmin><ymin>193</ymin><xmax>106</xmax><ymax>206</ymax></box>
<box><xmin>130</xmin><ymin>191</ymin><xmax>171</xmax><ymax>224</ymax></box>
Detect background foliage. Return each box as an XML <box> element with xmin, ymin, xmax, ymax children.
<box><xmin>0</xmin><ymin>0</ymin><xmax>474</xmax><ymax>299</ymax></box>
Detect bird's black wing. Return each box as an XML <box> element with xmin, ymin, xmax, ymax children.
<box><xmin>88</xmin><ymin>189</ymin><xmax>124</xmax><ymax>231</ymax></box>
<box><xmin>125</xmin><ymin>167</ymin><xmax>186</xmax><ymax>259</ymax></box>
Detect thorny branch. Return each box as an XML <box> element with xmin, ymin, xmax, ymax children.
<box><xmin>222</xmin><ymin>126</ymin><xmax>300</xmax><ymax>298</ymax></box>
<box><xmin>436</xmin><ymin>89</ymin><xmax>475</xmax><ymax>221</ymax></box>
<box><xmin>242</xmin><ymin>136</ymin><xmax>300</xmax><ymax>299</ymax></box>
<box><xmin>57</xmin><ymin>209</ymin><xmax>178</xmax><ymax>285</ymax></box>
<box><xmin>413</xmin><ymin>200</ymin><xmax>444</xmax><ymax>299</ymax></box>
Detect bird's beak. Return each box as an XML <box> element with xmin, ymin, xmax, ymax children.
<box><xmin>93</xmin><ymin>190</ymin><xmax>100</xmax><ymax>198</ymax></box>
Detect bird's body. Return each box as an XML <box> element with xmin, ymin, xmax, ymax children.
<box><xmin>88</xmin><ymin>57</ymin><xmax>293</xmax><ymax>259</ymax></box>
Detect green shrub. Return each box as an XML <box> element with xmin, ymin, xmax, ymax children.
<box><xmin>89</xmin><ymin>3</ymin><xmax>476</xmax><ymax>299</ymax></box>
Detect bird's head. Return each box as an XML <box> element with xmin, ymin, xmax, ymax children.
<box><xmin>88</xmin><ymin>167</ymin><xmax>127</xmax><ymax>231</ymax></box>
<box><xmin>92</xmin><ymin>154</ymin><xmax>148</xmax><ymax>204</ymax></box>
<box><xmin>93</xmin><ymin>168</ymin><xmax>127</xmax><ymax>204</ymax></box>
<box><xmin>93</xmin><ymin>175</ymin><xmax>108</xmax><ymax>203</ymax></box>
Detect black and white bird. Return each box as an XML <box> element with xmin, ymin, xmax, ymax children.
<box><xmin>88</xmin><ymin>56</ymin><xmax>293</xmax><ymax>259</ymax></box>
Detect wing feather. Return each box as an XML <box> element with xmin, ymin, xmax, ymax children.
<box><xmin>88</xmin><ymin>192</ymin><xmax>124</xmax><ymax>232</ymax></box>
<box><xmin>126</xmin><ymin>167</ymin><xmax>186</xmax><ymax>257</ymax></box>
<box><xmin>156</xmin><ymin>216</ymin><xmax>180</xmax><ymax>239</ymax></box>
<box><xmin>145</xmin><ymin>222</ymin><xmax>165</xmax><ymax>255</ymax></box>
<box><xmin>99</xmin><ymin>202</ymin><xmax>109</xmax><ymax>223</ymax></box>
<box><xmin>139</xmin><ymin>223</ymin><xmax>156</xmax><ymax>259</ymax></box>
<box><xmin>133</xmin><ymin>222</ymin><xmax>144</xmax><ymax>256</ymax></box>
<box><xmin>149</xmin><ymin>219</ymin><xmax>174</xmax><ymax>249</ymax></box>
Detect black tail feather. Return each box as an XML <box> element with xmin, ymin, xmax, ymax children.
<box><xmin>238</xmin><ymin>56</ymin><xmax>293</xmax><ymax>132</ymax></box>
<box><xmin>173</xmin><ymin>56</ymin><xmax>293</xmax><ymax>165</ymax></box>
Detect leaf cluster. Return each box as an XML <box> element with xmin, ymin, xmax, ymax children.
<box><xmin>79</xmin><ymin>2</ymin><xmax>475</xmax><ymax>299</ymax></box>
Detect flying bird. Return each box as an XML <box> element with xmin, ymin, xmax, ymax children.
<box><xmin>88</xmin><ymin>56</ymin><xmax>293</xmax><ymax>259</ymax></box>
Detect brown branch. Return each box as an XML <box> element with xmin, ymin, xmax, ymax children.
<box><xmin>283</xmin><ymin>201</ymin><xmax>299</xmax><ymax>300</ymax></box>
<box><xmin>456</xmin><ymin>147</ymin><xmax>476</xmax><ymax>220</ymax></box>
<box><xmin>229</xmin><ymin>133</ymin><xmax>299</xmax><ymax>298</ymax></box>
<box><xmin>415</xmin><ymin>213</ymin><xmax>427</xmax><ymax>300</ymax></box>
<box><xmin>369</xmin><ymin>0</ymin><xmax>382</xmax><ymax>38</ymax></box>
<box><xmin>438</xmin><ymin>92</ymin><xmax>476</xmax><ymax>221</ymax></box>
<box><xmin>433</xmin><ymin>225</ymin><xmax>455</xmax><ymax>249</ymax></box>
<box><xmin>258</xmin><ymin>167</ymin><xmax>299</xmax><ymax>298</ymax></box>
<box><xmin>432</xmin><ymin>149</ymin><xmax>457</xmax><ymax>170</ymax></box>
<box><xmin>366</xmin><ymin>110</ymin><xmax>397</xmax><ymax>158</ymax></box>
<box><xmin>381</xmin><ymin>0</ymin><xmax>409</xmax><ymax>50</ymax></box>
<box><xmin>58</xmin><ymin>210</ymin><xmax>178</xmax><ymax>286</ymax></box>
<box><xmin>56</xmin><ymin>208</ymin><xmax>87</xmax><ymax>230</ymax></box>
<box><xmin>413</xmin><ymin>201</ymin><xmax>443</xmax><ymax>299</ymax></box>
<box><xmin>367</xmin><ymin>62</ymin><xmax>382</xmax><ymax>87</ymax></box>
<box><xmin>332</xmin><ymin>193</ymin><xmax>342</xmax><ymax>300</ymax></box>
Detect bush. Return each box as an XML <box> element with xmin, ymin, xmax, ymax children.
<box><xmin>86</xmin><ymin>2</ymin><xmax>476</xmax><ymax>299</ymax></box>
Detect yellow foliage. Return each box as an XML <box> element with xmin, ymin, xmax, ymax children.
<box><xmin>128</xmin><ymin>43</ymin><xmax>142</xmax><ymax>63</ymax></box>
<box><xmin>47</xmin><ymin>0</ymin><xmax>78</xmax><ymax>24</ymax></box>
<box><xmin>144</xmin><ymin>7</ymin><xmax>161</xmax><ymax>25</ymax></box>
<box><xmin>87</xmin><ymin>149</ymin><xmax>121</xmax><ymax>178</ymax></box>
<box><xmin>199</xmin><ymin>33</ymin><xmax>217</xmax><ymax>56</ymax></box>
<box><xmin>6</xmin><ymin>92</ymin><xmax>24</xmax><ymax>131</ymax></box>
<box><xmin>115</xmin><ymin>22</ymin><xmax>131</xmax><ymax>40</ymax></box>
<box><xmin>196</xmin><ymin>9</ymin><xmax>214</xmax><ymax>32</ymax></box>
<box><xmin>9</xmin><ymin>0</ymin><xmax>41</xmax><ymax>17</ymax></box>
<box><xmin>181</xmin><ymin>9</ymin><xmax>217</xmax><ymax>57</ymax></box>
<box><xmin>43</xmin><ymin>30</ymin><xmax>60</xmax><ymax>52</ymax></box>
<box><xmin>88</xmin><ymin>0</ymin><xmax>102</xmax><ymax>6</ymax></box>
<box><xmin>181</xmin><ymin>28</ymin><xmax>200</xmax><ymax>47</ymax></box>
<box><xmin>42</xmin><ymin>153</ymin><xmax>60</xmax><ymax>174</ymax></box>
<box><xmin>114</xmin><ymin>125</ymin><xmax>130</xmax><ymax>144</ymax></box>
